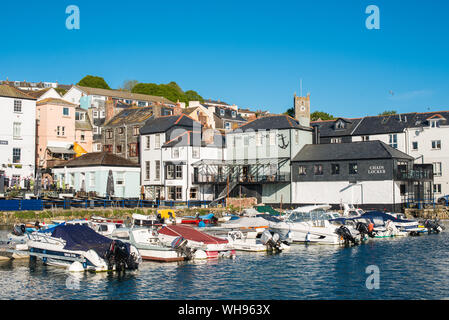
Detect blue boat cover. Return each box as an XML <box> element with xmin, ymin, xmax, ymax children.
<box><xmin>361</xmin><ymin>211</ymin><xmax>412</xmax><ymax>223</ymax></box>
<box><xmin>50</xmin><ymin>224</ymin><xmax>120</xmax><ymax>258</ymax></box>
<box><xmin>199</xmin><ymin>213</ymin><xmax>215</xmax><ymax>220</ymax></box>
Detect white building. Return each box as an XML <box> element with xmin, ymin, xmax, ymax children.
<box><xmin>291</xmin><ymin>141</ymin><xmax>433</xmax><ymax>212</ymax></box>
<box><xmin>314</xmin><ymin>111</ymin><xmax>449</xmax><ymax>198</ymax></box>
<box><xmin>0</xmin><ymin>85</ymin><xmax>37</xmax><ymax>189</ymax></box>
<box><xmin>139</xmin><ymin>114</ymin><xmax>225</xmax><ymax>202</ymax></box>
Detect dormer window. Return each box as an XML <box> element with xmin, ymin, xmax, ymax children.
<box><xmin>335</xmin><ymin>120</ymin><xmax>345</xmax><ymax>129</ymax></box>
<box><xmin>220</xmin><ymin>109</ymin><xmax>225</xmax><ymax>116</ymax></box>
<box><xmin>231</xmin><ymin>111</ymin><xmax>236</xmax><ymax>118</ymax></box>
<box><xmin>430</xmin><ymin>119</ymin><xmax>440</xmax><ymax>128</ymax></box>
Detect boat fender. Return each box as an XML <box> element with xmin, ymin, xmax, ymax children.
<box><xmin>198</xmin><ymin>221</ymin><xmax>206</xmax><ymax>228</ymax></box>
<box><xmin>68</xmin><ymin>261</ymin><xmax>85</xmax><ymax>272</ymax></box>
<box><xmin>368</xmin><ymin>223</ymin><xmax>374</xmax><ymax>233</ymax></box>
<box><xmin>193</xmin><ymin>250</ymin><xmax>208</xmax><ymax>260</ymax></box>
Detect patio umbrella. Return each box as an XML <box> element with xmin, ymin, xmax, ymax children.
<box><xmin>34</xmin><ymin>171</ymin><xmax>42</xmax><ymax>197</ymax></box>
<box><xmin>106</xmin><ymin>170</ymin><xmax>114</xmax><ymax>199</ymax></box>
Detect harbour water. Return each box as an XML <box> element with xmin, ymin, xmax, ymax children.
<box><xmin>1</xmin><ymin>225</ymin><xmax>449</xmax><ymax>300</ymax></box>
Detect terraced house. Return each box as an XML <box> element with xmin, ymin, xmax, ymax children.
<box><xmin>139</xmin><ymin>114</ymin><xmax>224</xmax><ymax>201</ymax></box>
<box><xmin>0</xmin><ymin>85</ymin><xmax>36</xmax><ymax>190</ymax></box>
<box><xmin>62</xmin><ymin>85</ymin><xmax>176</xmax><ymax>153</ymax></box>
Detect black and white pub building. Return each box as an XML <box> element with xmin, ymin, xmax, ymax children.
<box><xmin>291</xmin><ymin>140</ymin><xmax>433</xmax><ymax>211</ymax></box>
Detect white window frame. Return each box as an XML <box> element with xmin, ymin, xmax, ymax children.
<box><xmin>433</xmin><ymin>162</ymin><xmax>442</xmax><ymax>176</ymax></box>
<box><xmin>432</xmin><ymin>140</ymin><xmax>441</xmax><ymax>150</ymax></box>
<box><xmin>14</xmin><ymin>100</ymin><xmax>22</xmax><ymax>113</ymax></box>
<box><xmin>145</xmin><ymin>161</ymin><xmax>150</xmax><ymax>180</ymax></box>
<box><xmin>13</xmin><ymin>122</ymin><xmax>21</xmax><ymax>139</ymax></box>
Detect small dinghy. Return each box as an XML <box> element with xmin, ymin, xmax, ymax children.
<box><xmin>226</xmin><ymin>230</ymin><xmax>290</xmax><ymax>252</ymax></box>
<box><xmin>158</xmin><ymin>225</ymin><xmax>235</xmax><ymax>259</ymax></box>
<box><xmin>27</xmin><ymin>224</ymin><xmax>141</xmax><ymax>272</ymax></box>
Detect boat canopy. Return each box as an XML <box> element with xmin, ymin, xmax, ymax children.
<box><xmin>51</xmin><ymin>225</ymin><xmax>126</xmax><ymax>258</ymax></box>
<box><xmin>158</xmin><ymin>225</ymin><xmax>228</xmax><ymax>244</ymax></box>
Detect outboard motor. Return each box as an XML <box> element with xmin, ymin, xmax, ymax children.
<box><xmin>12</xmin><ymin>224</ymin><xmax>26</xmax><ymax>236</ymax></box>
<box><xmin>171</xmin><ymin>236</ymin><xmax>194</xmax><ymax>260</ymax></box>
<box><xmin>156</xmin><ymin>213</ymin><xmax>164</xmax><ymax>224</ymax></box>
<box><xmin>355</xmin><ymin>222</ymin><xmax>376</xmax><ymax>239</ymax></box>
<box><xmin>105</xmin><ymin>240</ymin><xmax>139</xmax><ymax>272</ymax></box>
<box><xmin>260</xmin><ymin>230</ymin><xmax>284</xmax><ymax>252</ymax></box>
<box><xmin>335</xmin><ymin>226</ymin><xmax>358</xmax><ymax>246</ymax></box>
<box><xmin>424</xmin><ymin>219</ymin><xmax>444</xmax><ymax>234</ymax></box>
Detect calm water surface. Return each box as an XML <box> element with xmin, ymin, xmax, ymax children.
<box><xmin>1</xmin><ymin>225</ymin><xmax>449</xmax><ymax>300</ymax></box>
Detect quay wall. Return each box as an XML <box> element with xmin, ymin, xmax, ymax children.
<box><xmin>0</xmin><ymin>207</ymin><xmax>230</xmax><ymax>226</ymax></box>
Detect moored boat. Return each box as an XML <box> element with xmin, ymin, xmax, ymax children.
<box><xmin>110</xmin><ymin>227</ymin><xmax>188</xmax><ymax>262</ymax></box>
<box><xmin>157</xmin><ymin>225</ymin><xmax>235</xmax><ymax>259</ymax></box>
<box><xmin>26</xmin><ymin>224</ymin><xmax>141</xmax><ymax>272</ymax></box>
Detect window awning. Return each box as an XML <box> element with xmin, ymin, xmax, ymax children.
<box><xmin>47</xmin><ymin>147</ymin><xmax>76</xmax><ymax>154</ymax></box>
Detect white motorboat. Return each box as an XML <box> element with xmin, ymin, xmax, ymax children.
<box><xmin>110</xmin><ymin>227</ymin><xmax>189</xmax><ymax>262</ymax></box>
<box><xmin>226</xmin><ymin>230</ymin><xmax>290</xmax><ymax>252</ymax></box>
<box><xmin>220</xmin><ymin>216</ymin><xmax>270</xmax><ymax>234</ymax></box>
<box><xmin>157</xmin><ymin>225</ymin><xmax>236</xmax><ymax>259</ymax></box>
<box><xmin>26</xmin><ymin>224</ymin><xmax>141</xmax><ymax>272</ymax></box>
<box><xmin>268</xmin><ymin>205</ymin><xmax>360</xmax><ymax>245</ymax></box>
<box><xmin>91</xmin><ymin>221</ymin><xmax>123</xmax><ymax>236</ymax></box>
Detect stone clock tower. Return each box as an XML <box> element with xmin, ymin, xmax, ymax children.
<box><xmin>294</xmin><ymin>92</ymin><xmax>311</xmax><ymax>127</ymax></box>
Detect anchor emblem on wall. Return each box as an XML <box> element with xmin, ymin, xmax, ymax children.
<box><xmin>277</xmin><ymin>134</ymin><xmax>289</xmax><ymax>149</ymax></box>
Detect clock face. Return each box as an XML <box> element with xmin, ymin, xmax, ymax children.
<box><xmin>300</xmin><ymin>106</ymin><xmax>306</xmax><ymax>111</ymax></box>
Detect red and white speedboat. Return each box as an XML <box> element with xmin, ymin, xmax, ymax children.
<box><xmin>157</xmin><ymin>225</ymin><xmax>236</xmax><ymax>259</ymax></box>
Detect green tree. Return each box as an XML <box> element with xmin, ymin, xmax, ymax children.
<box><xmin>132</xmin><ymin>81</ymin><xmax>204</xmax><ymax>105</ymax></box>
<box><xmin>311</xmin><ymin>111</ymin><xmax>335</xmax><ymax>121</ymax></box>
<box><xmin>77</xmin><ymin>75</ymin><xmax>110</xmax><ymax>89</ymax></box>
<box><xmin>379</xmin><ymin>110</ymin><xmax>397</xmax><ymax>116</ymax></box>
<box><xmin>284</xmin><ymin>107</ymin><xmax>295</xmax><ymax>117</ymax></box>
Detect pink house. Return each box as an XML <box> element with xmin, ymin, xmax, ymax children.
<box><xmin>36</xmin><ymin>98</ymin><xmax>77</xmax><ymax>169</ymax></box>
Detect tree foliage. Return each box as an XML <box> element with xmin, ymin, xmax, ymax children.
<box><xmin>311</xmin><ymin>111</ymin><xmax>335</xmax><ymax>121</ymax></box>
<box><xmin>121</xmin><ymin>80</ymin><xmax>139</xmax><ymax>92</ymax></box>
<box><xmin>77</xmin><ymin>75</ymin><xmax>110</xmax><ymax>89</ymax></box>
<box><xmin>284</xmin><ymin>107</ymin><xmax>295</xmax><ymax>118</ymax></box>
<box><xmin>132</xmin><ymin>81</ymin><xmax>203</xmax><ymax>104</ymax></box>
<box><xmin>284</xmin><ymin>108</ymin><xmax>335</xmax><ymax>122</ymax></box>
<box><xmin>379</xmin><ymin>110</ymin><xmax>397</xmax><ymax>116</ymax></box>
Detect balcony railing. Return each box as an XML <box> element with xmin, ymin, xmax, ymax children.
<box><xmin>193</xmin><ymin>173</ymin><xmax>290</xmax><ymax>184</ymax></box>
<box><xmin>396</xmin><ymin>169</ymin><xmax>433</xmax><ymax>181</ymax></box>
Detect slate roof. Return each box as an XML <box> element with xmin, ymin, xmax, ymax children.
<box><xmin>36</xmin><ymin>98</ymin><xmax>77</xmax><ymax>106</ymax></box>
<box><xmin>75</xmin><ymin>85</ymin><xmax>175</xmax><ymax>105</ymax></box>
<box><xmin>0</xmin><ymin>85</ymin><xmax>36</xmax><ymax>100</ymax></box>
<box><xmin>312</xmin><ymin>118</ymin><xmax>363</xmax><ymax>137</ymax></box>
<box><xmin>140</xmin><ymin>114</ymin><xmax>200</xmax><ymax>135</ymax></box>
<box><xmin>19</xmin><ymin>88</ymin><xmax>59</xmax><ymax>99</ymax></box>
<box><xmin>203</xmin><ymin>99</ymin><xmax>229</xmax><ymax>106</ymax></box>
<box><xmin>234</xmin><ymin>114</ymin><xmax>312</xmax><ymax>132</ymax></box>
<box><xmin>54</xmin><ymin>152</ymin><xmax>139</xmax><ymax>168</ymax></box>
<box><xmin>162</xmin><ymin>131</ymin><xmax>225</xmax><ymax>148</ymax></box>
<box><xmin>213</xmin><ymin>106</ymin><xmax>247</xmax><ymax>122</ymax></box>
<box><xmin>292</xmin><ymin>141</ymin><xmax>414</xmax><ymax>162</ymax></box>
<box><xmin>313</xmin><ymin>111</ymin><xmax>449</xmax><ymax>137</ymax></box>
<box><xmin>104</xmin><ymin>106</ymin><xmax>154</xmax><ymax>127</ymax></box>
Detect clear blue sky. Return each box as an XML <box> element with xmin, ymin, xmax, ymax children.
<box><xmin>1</xmin><ymin>0</ymin><xmax>449</xmax><ymax>117</ymax></box>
